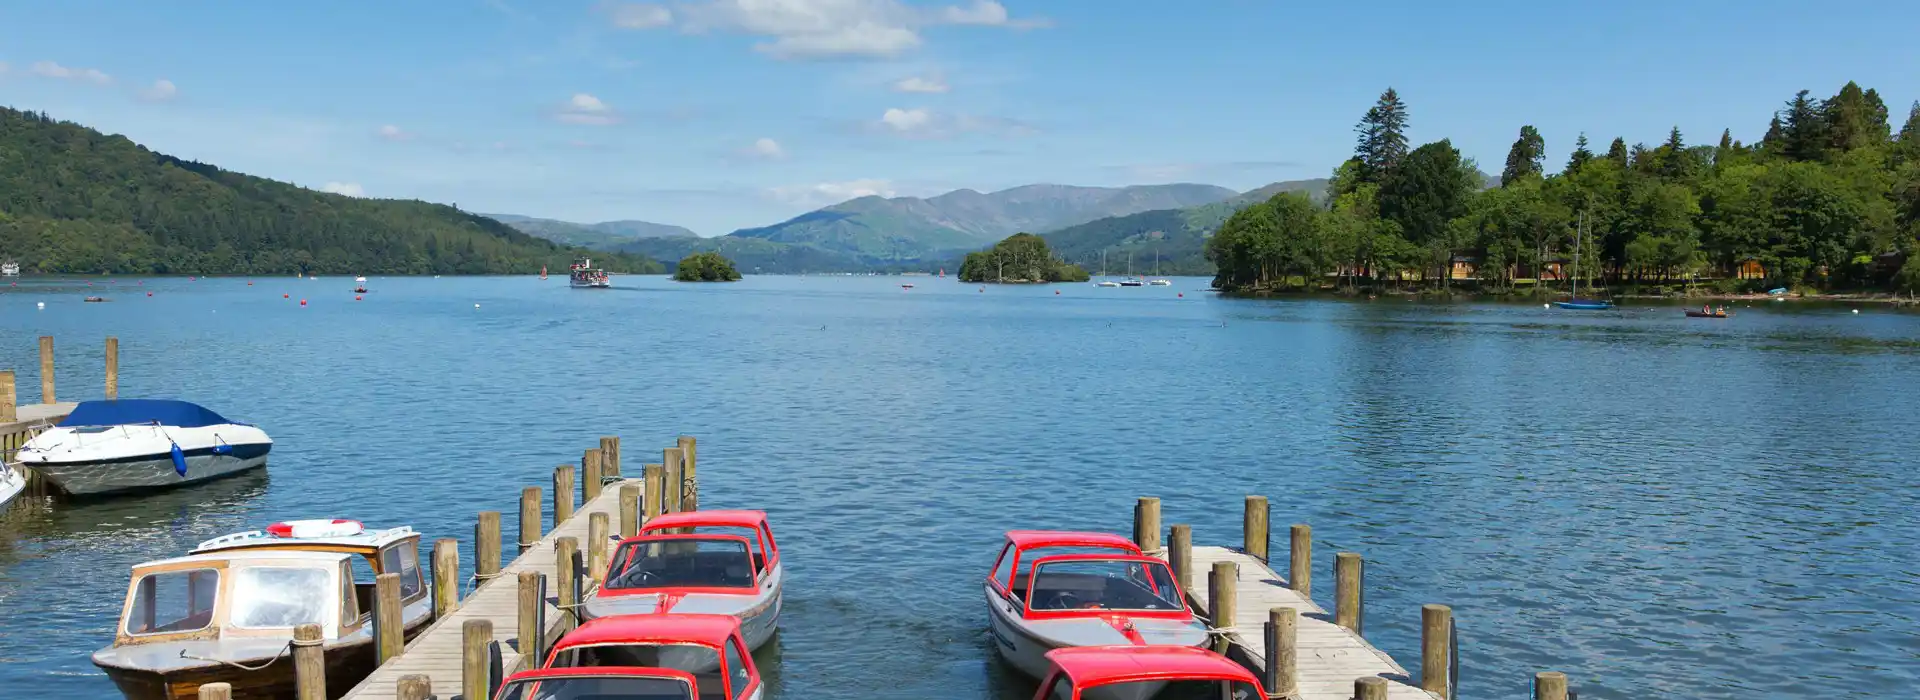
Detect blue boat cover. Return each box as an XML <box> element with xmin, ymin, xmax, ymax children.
<box><xmin>58</xmin><ymin>399</ymin><xmax>234</xmax><ymax>428</ymax></box>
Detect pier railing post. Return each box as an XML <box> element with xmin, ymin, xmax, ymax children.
<box><xmin>1244</xmin><ymin>495</ymin><xmax>1269</xmax><ymax>561</ymax></box>
<box><xmin>292</xmin><ymin>622</ymin><xmax>326</xmax><ymax>700</ymax></box>
<box><xmin>619</xmin><ymin>483</ymin><xmax>640</xmax><ymax>538</ymax></box>
<box><xmin>1169</xmin><ymin>524</ymin><xmax>1193</xmax><ymax>593</ymax></box>
<box><xmin>1</xmin><ymin>370</ymin><xmax>16</xmax><ymax>422</ymax></box>
<box><xmin>397</xmin><ymin>674</ymin><xmax>432</xmax><ymax>700</ymax></box>
<box><xmin>432</xmin><ymin>537</ymin><xmax>460</xmax><ymax>619</ymax></box>
<box><xmin>1534</xmin><ymin>671</ymin><xmax>1569</xmax><ymax>700</ymax></box>
<box><xmin>519</xmin><ymin>486</ymin><xmax>542</xmax><ymax>555</ymax></box>
<box><xmin>662</xmin><ymin>448</ymin><xmax>684</xmax><ymax>515</ymax></box>
<box><xmin>601</xmin><ymin>436</ymin><xmax>621</xmax><ymax>477</ymax></box>
<box><xmin>463</xmin><ymin>619</ymin><xmax>493</xmax><ymax>699</ymax></box>
<box><xmin>642</xmin><ymin>464</ymin><xmax>665</xmax><ymax>523</ymax></box>
<box><xmin>1134</xmin><ymin>497</ymin><xmax>1161</xmax><ymax>553</ymax></box>
<box><xmin>198</xmin><ymin>682</ymin><xmax>232</xmax><ymax>700</ymax></box>
<box><xmin>1422</xmin><ymin>604</ymin><xmax>1453</xmax><ymax>698</ymax></box>
<box><xmin>554</xmin><ymin>465</ymin><xmax>577</xmax><ymax>524</ymax></box>
<box><xmin>38</xmin><ymin>336</ymin><xmax>54</xmax><ymax>403</ymax></box>
<box><xmin>518</xmin><ymin>571</ymin><xmax>545</xmax><ymax>665</ymax></box>
<box><xmin>1355</xmin><ymin>676</ymin><xmax>1387</xmax><ymax>700</ymax></box>
<box><xmin>1335</xmin><ymin>552</ymin><xmax>1363</xmax><ymax>635</ymax></box>
<box><xmin>374</xmin><ymin>572</ymin><xmax>404</xmax><ymax>665</ymax></box>
<box><xmin>588</xmin><ymin>512</ymin><xmax>610</xmax><ymax>587</ymax></box>
<box><xmin>583</xmin><ymin>448</ymin><xmax>604</xmax><ymax>502</ymax></box>
<box><xmin>1265</xmin><ymin>607</ymin><xmax>1297</xmax><ymax>700</ymax></box>
<box><xmin>555</xmin><ymin>536</ymin><xmax>580</xmax><ymax>634</ymax></box>
<box><xmin>104</xmin><ymin>337</ymin><xmax>118</xmax><ymax>400</ymax></box>
<box><xmin>476</xmin><ymin>511</ymin><xmax>502</xmax><ymax>580</ymax></box>
<box><xmin>1289</xmin><ymin>524</ymin><xmax>1311</xmax><ymax>596</ymax></box>
<box><xmin>677</xmin><ymin>435</ymin><xmax>698</xmax><ymax>512</ymax></box>
<box><xmin>1208</xmin><ymin>561</ymin><xmax>1237</xmax><ymax>654</ymax></box>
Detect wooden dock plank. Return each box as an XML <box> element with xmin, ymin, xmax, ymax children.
<box><xmin>341</xmin><ymin>477</ymin><xmax>639</xmax><ymax>699</ymax></box>
<box><xmin>1173</xmin><ymin>547</ymin><xmax>1438</xmax><ymax>700</ymax></box>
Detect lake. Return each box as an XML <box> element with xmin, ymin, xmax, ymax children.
<box><xmin>2</xmin><ymin>274</ymin><xmax>1916</xmax><ymax>699</ymax></box>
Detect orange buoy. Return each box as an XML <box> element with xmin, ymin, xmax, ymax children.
<box><xmin>283</xmin><ymin>293</ymin><xmax>290</xmax><ymax>298</ymax></box>
<box><xmin>247</xmin><ymin>281</ymin><xmax>253</xmax><ymax>286</ymax></box>
<box><xmin>355</xmin><ymin>295</ymin><xmax>363</xmax><ymax>301</ymax></box>
<box><xmin>299</xmin><ymin>299</ymin><xmax>307</xmax><ymax>306</ymax></box>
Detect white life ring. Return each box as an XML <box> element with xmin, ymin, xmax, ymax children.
<box><xmin>267</xmin><ymin>519</ymin><xmax>364</xmax><ymax>539</ymax></box>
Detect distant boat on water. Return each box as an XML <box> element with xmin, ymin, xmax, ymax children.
<box><xmin>1553</xmin><ymin>212</ymin><xmax>1614</xmax><ymax>310</ymax></box>
<box><xmin>569</xmin><ymin>257</ymin><xmax>610</xmax><ymax>288</ymax></box>
<box><xmin>1</xmin><ymin>261</ymin><xmax>18</xmax><ymax>276</ymax></box>
<box><xmin>1148</xmin><ymin>250</ymin><xmax>1171</xmax><ymax>285</ymax></box>
<box><xmin>352</xmin><ymin>276</ymin><xmax>368</xmax><ymax>294</ymax></box>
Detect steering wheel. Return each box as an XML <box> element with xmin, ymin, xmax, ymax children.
<box><xmin>1046</xmin><ymin>592</ymin><xmax>1080</xmax><ymax>610</ymax></box>
<box><xmin>622</xmin><ymin>570</ymin><xmax>661</xmax><ymax>588</ymax></box>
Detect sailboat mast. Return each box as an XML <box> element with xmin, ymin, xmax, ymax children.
<box><xmin>1572</xmin><ymin>212</ymin><xmax>1583</xmax><ymax>299</ymax></box>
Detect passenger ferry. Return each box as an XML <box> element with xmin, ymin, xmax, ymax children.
<box><xmin>570</xmin><ymin>257</ymin><xmax>611</xmax><ymax>288</ymax></box>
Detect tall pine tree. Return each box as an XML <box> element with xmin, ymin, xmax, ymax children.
<box><xmin>1825</xmin><ymin>81</ymin><xmax>1880</xmax><ymax>152</ymax></box>
<box><xmin>1782</xmin><ymin>89</ymin><xmax>1828</xmax><ymax>161</ymax></box>
<box><xmin>1606</xmin><ymin>137</ymin><xmax>1630</xmax><ymax>168</ymax></box>
<box><xmin>1566</xmin><ymin>133</ymin><xmax>1595</xmax><ymax>173</ymax></box>
<box><xmin>1501</xmin><ymin>125</ymin><xmax>1546</xmax><ymax>185</ymax></box>
<box><xmin>1864</xmin><ymin>87</ymin><xmax>1892</xmax><ymax>142</ymax></box>
<box><xmin>1762</xmin><ymin>114</ymin><xmax>1787</xmax><ymax>153</ymax></box>
<box><xmin>1353</xmin><ymin>88</ymin><xmax>1410</xmax><ymax>185</ymax></box>
<box><xmin>1659</xmin><ymin>126</ymin><xmax>1691</xmax><ymax>179</ymax></box>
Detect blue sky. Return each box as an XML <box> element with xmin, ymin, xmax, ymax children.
<box><xmin>3</xmin><ymin>1</ymin><xmax>1918</xmax><ymax>235</ymax></box>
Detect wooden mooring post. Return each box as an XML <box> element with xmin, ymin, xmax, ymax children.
<box><xmin>555</xmin><ymin>536</ymin><xmax>580</xmax><ymax>634</ymax></box>
<box><xmin>104</xmin><ymin>336</ymin><xmax>118</xmax><ymax>400</ymax></box>
<box><xmin>643</xmin><ymin>464</ymin><xmax>665</xmax><ymax>522</ymax></box>
<box><xmin>519</xmin><ymin>486</ymin><xmax>542</xmax><ymax>555</ymax></box>
<box><xmin>198</xmin><ymin>682</ymin><xmax>232</xmax><ymax>700</ymax></box>
<box><xmin>1534</xmin><ymin>671</ymin><xmax>1569</xmax><ymax>700</ymax></box>
<box><xmin>38</xmin><ymin>336</ymin><xmax>54</xmax><ymax>403</ymax></box>
<box><xmin>1</xmin><ymin>370</ymin><xmax>15</xmax><ymax>423</ymax></box>
<box><xmin>396</xmin><ymin>675</ymin><xmax>432</xmax><ymax>700</ymax></box>
<box><xmin>583</xmin><ymin>448</ymin><xmax>604</xmax><ymax>502</ymax></box>
<box><xmin>1354</xmin><ymin>676</ymin><xmax>1387</xmax><ymax>700</ymax></box>
<box><xmin>432</xmin><ymin>538</ymin><xmax>459</xmax><ymax>619</ymax></box>
<box><xmin>1288</xmin><ymin>524</ymin><xmax>1311</xmax><ymax>597</ymax></box>
<box><xmin>519</xmin><ymin>571</ymin><xmax>545</xmax><ymax>665</ymax></box>
<box><xmin>662</xmin><ymin>448</ymin><xmax>684</xmax><ymax>514</ymax></box>
<box><xmin>1423</xmin><ymin>604</ymin><xmax>1453</xmax><ymax>698</ymax></box>
<box><xmin>677</xmin><ymin>435</ymin><xmax>698</xmax><ymax>512</ymax></box>
<box><xmin>1243</xmin><ymin>495</ymin><xmax>1268</xmax><ymax>561</ymax></box>
<box><xmin>1207</xmin><ymin>561</ymin><xmax>1236</xmax><ymax>654</ymax></box>
<box><xmin>600</xmin><ymin>436</ymin><xmax>621</xmax><ymax>477</ymax></box>
<box><xmin>462</xmin><ymin>619</ymin><xmax>492</xmax><ymax>699</ymax></box>
<box><xmin>1133</xmin><ymin>497</ymin><xmax>1161</xmax><ymax>553</ymax></box>
<box><xmin>620</xmin><ymin>483</ymin><xmax>640</xmax><ymax>537</ymax></box>
<box><xmin>1264</xmin><ymin>607</ymin><xmax>1297</xmax><ymax>700</ymax></box>
<box><xmin>554</xmin><ymin>465</ymin><xmax>577</xmax><ymax>523</ymax></box>
<box><xmin>1335</xmin><ymin>551</ymin><xmax>1363</xmax><ymax>634</ymax></box>
<box><xmin>588</xmin><ymin>512</ymin><xmax>610</xmax><ymax>586</ymax></box>
<box><xmin>1169</xmin><ymin>524</ymin><xmax>1193</xmax><ymax>592</ymax></box>
<box><xmin>475</xmin><ymin>511</ymin><xmax>502</xmax><ymax>580</ymax></box>
<box><xmin>293</xmin><ymin>622</ymin><xmax>326</xmax><ymax>700</ymax></box>
<box><xmin>374</xmin><ymin>573</ymin><xmax>403</xmax><ymax>665</ymax></box>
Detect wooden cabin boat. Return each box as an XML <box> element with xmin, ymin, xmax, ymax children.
<box><xmin>190</xmin><ymin>519</ymin><xmax>434</xmax><ymax>634</ymax></box>
<box><xmin>585</xmin><ymin>510</ymin><xmax>783</xmax><ymax>651</ymax></box>
<box><xmin>92</xmin><ymin>550</ymin><xmax>412</xmax><ymax>700</ymax></box>
<box><xmin>540</xmin><ymin>613</ymin><xmax>763</xmax><ymax>700</ymax></box>
<box><xmin>1033</xmin><ymin>646</ymin><xmax>1266</xmax><ymax>700</ymax></box>
<box><xmin>985</xmin><ymin>531</ymin><xmax>1209</xmax><ymax>690</ymax></box>
<box><xmin>493</xmin><ymin>666</ymin><xmax>704</xmax><ymax>700</ymax></box>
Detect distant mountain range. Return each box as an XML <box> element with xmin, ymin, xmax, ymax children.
<box><xmin>484</xmin><ymin>214</ymin><xmax>698</xmax><ymax>250</ymax></box>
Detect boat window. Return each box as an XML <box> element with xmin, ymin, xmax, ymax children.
<box><xmin>1027</xmin><ymin>560</ymin><xmax>1183</xmax><ymax>612</ymax></box>
<box><xmin>556</xmin><ymin>642</ymin><xmax>719</xmax><ymax>672</ymax></box>
<box><xmin>1039</xmin><ymin>675</ymin><xmax>1073</xmax><ymax>700</ymax></box>
<box><xmin>380</xmin><ymin>540</ymin><xmax>424</xmax><ymax>600</ymax></box>
<box><xmin>339</xmin><ymin>562</ymin><xmax>359</xmax><ymax>621</ymax></box>
<box><xmin>496</xmin><ymin>675</ymin><xmax>694</xmax><ymax>700</ymax></box>
<box><xmin>1012</xmin><ymin>547</ymin><xmax>1135</xmax><ymax>600</ymax></box>
<box><xmin>231</xmin><ymin>567</ymin><xmax>333</xmax><ymax>628</ymax></box>
<box><xmin>989</xmin><ymin>544</ymin><xmax>1015</xmax><ymax>589</ymax></box>
<box><xmin>607</xmin><ymin>538</ymin><xmax>755</xmax><ymax>589</ymax></box>
<box><xmin>725</xmin><ymin>637</ymin><xmax>751</xmax><ymax>700</ymax></box>
<box><xmin>125</xmin><ymin>568</ymin><xmax>220</xmax><ymax>636</ymax></box>
<box><xmin>1127</xmin><ymin>680</ymin><xmax>1261</xmax><ymax>700</ymax></box>
<box><xmin>683</xmin><ymin>526</ymin><xmax>765</xmax><ymax>572</ymax></box>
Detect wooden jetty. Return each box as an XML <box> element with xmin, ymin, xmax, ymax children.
<box><xmin>3</xmin><ymin>335</ymin><xmax>110</xmax><ymax>493</ymax></box>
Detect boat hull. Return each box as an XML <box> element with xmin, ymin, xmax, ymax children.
<box><xmin>0</xmin><ymin>466</ymin><xmax>26</xmax><ymax>509</ymax></box>
<box><xmin>1553</xmin><ymin>301</ymin><xmax>1613</xmax><ymax>310</ymax></box>
<box><xmin>29</xmin><ymin>445</ymin><xmax>269</xmax><ymax>496</ymax></box>
<box><xmin>97</xmin><ymin>639</ymin><xmax>374</xmax><ymax>700</ymax></box>
<box><xmin>582</xmin><ymin>564</ymin><xmax>784</xmax><ymax>651</ymax></box>
<box><xmin>984</xmin><ymin>584</ymin><xmax>1206</xmax><ymax>698</ymax></box>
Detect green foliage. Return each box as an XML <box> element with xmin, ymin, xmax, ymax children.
<box><xmin>1353</xmin><ymin>88</ymin><xmax>1410</xmax><ymax>185</ymax></box>
<box><xmin>0</xmin><ymin>107</ymin><xmax>663</xmax><ymax>275</ymax></box>
<box><xmin>1566</xmin><ymin>133</ymin><xmax>1594</xmax><ymax>175</ymax></box>
<box><xmin>1501</xmin><ymin>125</ymin><xmax>1546</xmax><ymax>185</ymax></box>
<box><xmin>958</xmin><ymin>233</ymin><xmax>1087</xmax><ymax>282</ymax></box>
<box><xmin>672</xmin><ymin>251</ymin><xmax>741</xmax><ymax>281</ymax></box>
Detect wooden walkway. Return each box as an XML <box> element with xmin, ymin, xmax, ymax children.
<box><xmin>341</xmin><ymin>476</ymin><xmax>639</xmax><ymax>699</ymax></box>
<box><xmin>1177</xmin><ymin>547</ymin><xmax>1439</xmax><ymax>700</ymax></box>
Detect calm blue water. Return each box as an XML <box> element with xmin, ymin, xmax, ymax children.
<box><xmin>2</xmin><ymin>275</ymin><xmax>1917</xmax><ymax>699</ymax></box>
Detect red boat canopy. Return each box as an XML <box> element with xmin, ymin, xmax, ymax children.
<box><xmin>640</xmin><ymin>510</ymin><xmax>770</xmax><ymax>534</ymax></box>
<box><xmin>550</xmin><ymin>613</ymin><xmax>741</xmax><ymax>651</ymax></box>
<box><xmin>1003</xmin><ymin>530</ymin><xmax>1141</xmax><ymax>553</ymax></box>
<box><xmin>1045</xmin><ymin>646</ymin><xmax>1262</xmax><ymax>689</ymax></box>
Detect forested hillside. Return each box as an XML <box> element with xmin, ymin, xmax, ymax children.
<box><xmin>0</xmin><ymin>107</ymin><xmax>661</xmax><ymax>275</ymax></box>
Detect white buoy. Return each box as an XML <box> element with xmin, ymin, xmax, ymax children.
<box><xmin>1852</xmin><ymin>309</ymin><xmax>1859</xmax><ymax>314</ymax></box>
<box><xmin>474</xmin><ymin>303</ymin><xmax>481</xmax><ymax>309</ymax></box>
<box><xmin>1543</xmin><ymin>303</ymin><xmax>1550</xmax><ymax>309</ymax></box>
<box><xmin>37</xmin><ymin>301</ymin><xmax>45</xmax><ymax>309</ymax></box>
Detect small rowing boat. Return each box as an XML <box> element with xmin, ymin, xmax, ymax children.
<box><xmin>1685</xmin><ymin>309</ymin><xmax>1731</xmax><ymax>318</ymax></box>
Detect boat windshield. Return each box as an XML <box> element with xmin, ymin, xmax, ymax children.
<box><xmin>1107</xmin><ymin>680</ymin><xmax>1261</xmax><ymax>700</ymax></box>
<box><xmin>552</xmin><ymin>643</ymin><xmax>720</xmax><ymax>673</ymax></box>
<box><xmin>1027</xmin><ymin>559</ymin><xmax>1183</xmax><ymax>612</ymax></box>
<box><xmin>496</xmin><ymin>675</ymin><xmax>693</xmax><ymax>700</ymax></box>
<box><xmin>606</xmin><ymin>538</ymin><xmax>755</xmax><ymax>590</ymax></box>
<box><xmin>231</xmin><ymin>566</ymin><xmax>333</xmax><ymax>629</ymax></box>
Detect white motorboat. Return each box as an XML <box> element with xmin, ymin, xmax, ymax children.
<box><xmin>584</xmin><ymin>510</ymin><xmax>784</xmax><ymax>651</ymax></box>
<box><xmin>14</xmin><ymin>399</ymin><xmax>271</xmax><ymax>496</ymax></box>
<box><xmin>1095</xmin><ymin>281</ymin><xmax>1121</xmax><ymax>288</ymax></box>
<box><xmin>0</xmin><ymin>465</ymin><xmax>26</xmax><ymax>509</ymax></box>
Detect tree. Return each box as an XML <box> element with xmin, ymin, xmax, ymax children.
<box><xmin>958</xmin><ymin>232</ymin><xmax>1087</xmax><ymax>283</ymax></box>
<box><xmin>1762</xmin><ymin>114</ymin><xmax>1787</xmax><ymax>153</ymax></box>
<box><xmin>1782</xmin><ymin>89</ymin><xmax>1828</xmax><ymax>161</ymax></box>
<box><xmin>672</xmin><ymin>251</ymin><xmax>742</xmax><ymax>281</ymax></box>
<box><xmin>1380</xmin><ymin>139</ymin><xmax>1478</xmax><ymax>285</ymax></box>
<box><xmin>1825</xmin><ymin>81</ymin><xmax>1883</xmax><ymax>153</ymax></box>
<box><xmin>1566</xmin><ymin>133</ymin><xmax>1595</xmax><ymax>174</ymax></box>
<box><xmin>1501</xmin><ymin>125</ymin><xmax>1546</xmax><ymax>185</ymax></box>
<box><xmin>1658</xmin><ymin>127</ymin><xmax>1694</xmax><ymax>179</ymax></box>
<box><xmin>1897</xmin><ymin>102</ymin><xmax>1920</xmax><ymax>165</ymax></box>
<box><xmin>1606</xmin><ymin>137</ymin><xmax>1630</xmax><ymax>169</ymax></box>
<box><xmin>1353</xmin><ymin>88</ymin><xmax>1410</xmax><ymax>185</ymax></box>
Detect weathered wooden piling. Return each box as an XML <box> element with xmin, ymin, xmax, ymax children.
<box><xmin>1289</xmin><ymin>524</ymin><xmax>1312</xmax><ymax>597</ymax></box>
<box><xmin>1534</xmin><ymin>672</ymin><xmax>1569</xmax><ymax>700</ymax></box>
<box><xmin>462</xmin><ymin>619</ymin><xmax>492</xmax><ymax>699</ymax></box>
<box><xmin>0</xmin><ymin>370</ymin><xmax>16</xmax><ymax>423</ymax></box>
<box><xmin>1169</xmin><ymin>524</ymin><xmax>1193</xmax><ymax>592</ymax></box>
<box><xmin>1134</xmin><ymin>497</ymin><xmax>1161</xmax><ymax>553</ymax></box>
<box><xmin>519</xmin><ymin>486</ymin><xmax>542</xmax><ymax>555</ymax></box>
<box><xmin>1265</xmin><ymin>607</ymin><xmax>1298</xmax><ymax>700</ymax></box>
<box><xmin>475</xmin><ymin>511</ymin><xmax>502</xmax><ymax>579</ymax></box>
<box><xmin>1335</xmin><ymin>552</ymin><xmax>1363</xmax><ymax>634</ymax></box>
<box><xmin>396</xmin><ymin>675</ymin><xmax>431</xmax><ymax>700</ymax></box>
<box><xmin>374</xmin><ymin>573</ymin><xmax>404</xmax><ymax>665</ymax></box>
<box><xmin>293</xmin><ymin>622</ymin><xmax>326</xmax><ymax>700</ymax></box>
<box><xmin>1244</xmin><ymin>495</ymin><xmax>1269</xmax><ymax>561</ymax></box>
<box><xmin>38</xmin><ymin>336</ymin><xmax>54</xmax><ymax>403</ymax></box>
<box><xmin>518</xmin><ymin>571</ymin><xmax>544</xmax><ymax>663</ymax></box>
<box><xmin>677</xmin><ymin>435</ymin><xmax>698</xmax><ymax>512</ymax></box>
<box><xmin>662</xmin><ymin>448</ymin><xmax>684</xmax><ymax>514</ymax></box>
<box><xmin>432</xmin><ymin>538</ymin><xmax>459</xmax><ymax>619</ymax></box>
<box><xmin>588</xmin><ymin>512</ymin><xmax>610</xmax><ymax>586</ymax></box>
<box><xmin>104</xmin><ymin>336</ymin><xmax>118</xmax><ymax>400</ymax></box>
<box><xmin>1422</xmin><ymin>604</ymin><xmax>1452</xmax><ymax>698</ymax></box>
<box><xmin>583</xmin><ymin>448</ymin><xmax>604</xmax><ymax>502</ymax></box>
<box><xmin>1208</xmin><ymin>561</ymin><xmax>1237</xmax><ymax>654</ymax></box>
<box><xmin>1354</xmin><ymin>676</ymin><xmax>1387</xmax><ymax>700</ymax></box>
<box><xmin>198</xmin><ymin>682</ymin><xmax>232</xmax><ymax>700</ymax></box>
<box><xmin>554</xmin><ymin>465</ymin><xmax>576</xmax><ymax>524</ymax></box>
<box><xmin>642</xmin><ymin>464</ymin><xmax>665</xmax><ymax>521</ymax></box>
<box><xmin>555</xmin><ymin>536</ymin><xmax>580</xmax><ymax>634</ymax></box>
<box><xmin>600</xmin><ymin>436</ymin><xmax>621</xmax><ymax>477</ymax></box>
<box><xmin>619</xmin><ymin>483</ymin><xmax>640</xmax><ymax>537</ymax></box>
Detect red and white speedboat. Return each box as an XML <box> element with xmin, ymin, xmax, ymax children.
<box><xmin>1033</xmin><ymin>646</ymin><xmax>1267</xmax><ymax>700</ymax></box>
<box><xmin>585</xmin><ymin>510</ymin><xmax>783</xmax><ymax>650</ymax></box>
<box><xmin>493</xmin><ymin>666</ymin><xmax>703</xmax><ymax>700</ymax></box>
<box><xmin>985</xmin><ymin>531</ymin><xmax>1208</xmax><ymax>695</ymax></box>
<box><xmin>538</xmin><ymin>613</ymin><xmax>763</xmax><ymax>700</ymax></box>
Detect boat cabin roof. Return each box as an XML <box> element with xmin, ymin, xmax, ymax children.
<box><xmin>1045</xmin><ymin>646</ymin><xmax>1260</xmax><ymax>688</ymax></box>
<box><xmin>1004</xmin><ymin>530</ymin><xmax>1141</xmax><ymax>553</ymax></box>
<box><xmin>639</xmin><ymin>510</ymin><xmax>769</xmax><ymax>533</ymax></box>
<box><xmin>137</xmin><ymin>549</ymin><xmax>353</xmax><ymax>570</ymax></box>
<box><xmin>552</xmin><ymin>613</ymin><xmax>742</xmax><ymax>651</ymax></box>
<box><xmin>192</xmin><ymin>524</ymin><xmax>418</xmax><ymax>555</ymax></box>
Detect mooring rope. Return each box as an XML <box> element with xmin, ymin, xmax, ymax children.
<box><xmin>177</xmin><ymin>636</ymin><xmax>314</xmax><ymax>671</ymax></box>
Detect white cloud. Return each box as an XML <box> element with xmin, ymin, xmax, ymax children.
<box><xmin>622</xmin><ymin>0</ymin><xmax>1042</xmax><ymax>60</ymax></box>
<box><xmin>608</xmin><ymin>3</ymin><xmax>673</xmax><ymax>28</ymax></box>
<box><xmin>30</xmin><ymin>60</ymin><xmax>112</xmax><ymax>84</ymax></box>
<box><xmin>555</xmin><ymin>92</ymin><xmax>620</xmax><ymax>125</ymax></box>
<box><xmin>378</xmin><ymin>124</ymin><xmax>410</xmax><ymax>141</ymax></box>
<box><xmin>891</xmin><ymin>75</ymin><xmax>948</xmax><ymax>93</ymax></box>
<box><xmin>320</xmin><ymin>182</ymin><xmax>366</xmax><ymax>197</ymax></box>
<box><xmin>747</xmin><ymin>137</ymin><xmax>785</xmax><ymax>159</ymax></box>
<box><xmin>869</xmin><ymin>107</ymin><xmax>1034</xmax><ymax>139</ymax></box>
<box><xmin>880</xmin><ymin>107</ymin><xmax>932</xmax><ymax>132</ymax></box>
<box><xmin>139</xmin><ymin>79</ymin><xmax>178</xmax><ymax>101</ymax></box>
<box><xmin>767</xmin><ymin>178</ymin><xmax>896</xmax><ymax>207</ymax></box>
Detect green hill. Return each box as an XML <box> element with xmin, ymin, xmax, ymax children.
<box><xmin>0</xmin><ymin>107</ymin><xmax>662</xmax><ymax>275</ymax></box>
<box><xmin>1041</xmin><ymin>179</ymin><xmax>1331</xmax><ymax>276</ymax></box>
<box><xmin>485</xmin><ymin>213</ymin><xmax>697</xmax><ymax>250</ymax></box>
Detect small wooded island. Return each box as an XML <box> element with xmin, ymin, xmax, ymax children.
<box><xmin>673</xmin><ymin>251</ymin><xmax>742</xmax><ymax>281</ymax></box>
<box><xmin>959</xmin><ymin>233</ymin><xmax>1091</xmax><ymax>283</ymax></box>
